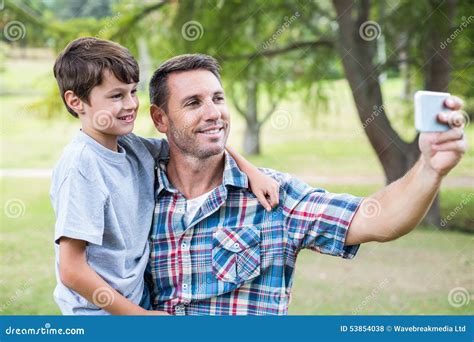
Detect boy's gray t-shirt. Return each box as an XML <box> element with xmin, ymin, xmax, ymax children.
<box><xmin>50</xmin><ymin>130</ymin><xmax>167</xmax><ymax>315</ymax></box>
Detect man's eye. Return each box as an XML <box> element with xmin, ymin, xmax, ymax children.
<box><xmin>214</xmin><ymin>96</ymin><xmax>225</xmax><ymax>102</ymax></box>
<box><xmin>186</xmin><ymin>101</ymin><xmax>199</xmax><ymax>107</ymax></box>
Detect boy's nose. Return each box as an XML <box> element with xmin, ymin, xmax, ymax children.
<box><xmin>123</xmin><ymin>94</ymin><xmax>138</xmax><ymax>110</ymax></box>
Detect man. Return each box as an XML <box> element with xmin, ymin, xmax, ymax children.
<box><xmin>145</xmin><ymin>54</ymin><xmax>467</xmax><ymax>315</ymax></box>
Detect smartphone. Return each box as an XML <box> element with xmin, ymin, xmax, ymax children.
<box><xmin>414</xmin><ymin>90</ymin><xmax>451</xmax><ymax>132</ymax></box>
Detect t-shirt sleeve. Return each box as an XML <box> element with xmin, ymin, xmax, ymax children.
<box><xmin>282</xmin><ymin>176</ymin><xmax>363</xmax><ymax>259</ymax></box>
<box><xmin>53</xmin><ymin>168</ymin><xmax>107</xmax><ymax>246</ymax></box>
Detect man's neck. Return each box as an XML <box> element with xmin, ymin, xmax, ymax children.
<box><xmin>166</xmin><ymin>149</ymin><xmax>225</xmax><ymax>199</ymax></box>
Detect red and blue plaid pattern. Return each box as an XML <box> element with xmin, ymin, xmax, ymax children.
<box><xmin>146</xmin><ymin>152</ymin><xmax>363</xmax><ymax>315</ymax></box>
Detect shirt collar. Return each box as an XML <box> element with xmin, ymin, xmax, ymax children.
<box><xmin>156</xmin><ymin>151</ymin><xmax>249</xmax><ymax>198</ymax></box>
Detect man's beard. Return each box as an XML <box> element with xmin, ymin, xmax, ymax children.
<box><xmin>168</xmin><ymin>120</ymin><xmax>227</xmax><ymax>159</ymax></box>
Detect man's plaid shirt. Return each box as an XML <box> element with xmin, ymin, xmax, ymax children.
<box><xmin>146</xmin><ymin>152</ymin><xmax>363</xmax><ymax>315</ymax></box>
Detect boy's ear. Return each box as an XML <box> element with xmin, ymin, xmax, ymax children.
<box><xmin>64</xmin><ymin>90</ymin><xmax>84</xmax><ymax>116</ymax></box>
<box><xmin>150</xmin><ymin>104</ymin><xmax>168</xmax><ymax>134</ymax></box>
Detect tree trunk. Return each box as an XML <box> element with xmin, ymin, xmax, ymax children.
<box><xmin>397</xmin><ymin>33</ymin><xmax>411</xmax><ymax>100</ymax></box>
<box><xmin>243</xmin><ymin>73</ymin><xmax>261</xmax><ymax>155</ymax></box>
<box><xmin>244</xmin><ymin>124</ymin><xmax>260</xmax><ymax>155</ymax></box>
<box><xmin>332</xmin><ymin>0</ymin><xmax>454</xmax><ymax>227</ymax></box>
<box><xmin>420</xmin><ymin>0</ymin><xmax>457</xmax><ymax>226</ymax></box>
<box><xmin>137</xmin><ymin>37</ymin><xmax>152</xmax><ymax>93</ymax></box>
<box><xmin>333</xmin><ymin>0</ymin><xmax>411</xmax><ymax>182</ymax></box>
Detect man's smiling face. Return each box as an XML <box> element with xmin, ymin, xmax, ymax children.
<box><xmin>164</xmin><ymin>69</ymin><xmax>230</xmax><ymax>159</ymax></box>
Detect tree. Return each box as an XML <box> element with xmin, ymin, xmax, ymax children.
<box><xmin>332</xmin><ymin>0</ymin><xmax>458</xmax><ymax>226</ymax></box>
<box><xmin>168</xmin><ymin>0</ymin><xmax>332</xmax><ymax>155</ymax></box>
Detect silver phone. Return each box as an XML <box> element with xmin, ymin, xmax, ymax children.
<box><xmin>414</xmin><ymin>91</ymin><xmax>451</xmax><ymax>132</ymax></box>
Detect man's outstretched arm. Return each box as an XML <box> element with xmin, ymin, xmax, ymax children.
<box><xmin>346</xmin><ymin>97</ymin><xmax>468</xmax><ymax>245</ymax></box>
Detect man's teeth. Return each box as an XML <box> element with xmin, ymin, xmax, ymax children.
<box><xmin>201</xmin><ymin>129</ymin><xmax>220</xmax><ymax>134</ymax></box>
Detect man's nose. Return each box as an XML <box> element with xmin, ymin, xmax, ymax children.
<box><xmin>203</xmin><ymin>100</ymin><xmax>221</xmax><ymax>121</ymax></box>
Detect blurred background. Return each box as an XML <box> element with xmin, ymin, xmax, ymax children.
<box><xmin>0</xmin><ymin>0</ymin><xmax>472</xmax><ymax>315</ymax></box>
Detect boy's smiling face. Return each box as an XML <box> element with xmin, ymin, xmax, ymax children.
<box><xmin>65</xmin><ymin>70</ymin><xmax>139</xmax><ymax>150</ymax></box>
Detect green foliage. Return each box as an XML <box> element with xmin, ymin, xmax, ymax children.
<box><xmin>42</xmin><ymin>0</ymin><xmax>117</xmax><ymax>20</ymax></box>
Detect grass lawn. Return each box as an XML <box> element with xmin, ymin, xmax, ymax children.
<box><xmin>291</xmin><ymin>229</ymin><xmax>473</xmax><ymax>315</ymax></box>
<box><xmin>1</xmin><ymin>179</ymin><xmax>472</xmax><ymax>315</ymax></box>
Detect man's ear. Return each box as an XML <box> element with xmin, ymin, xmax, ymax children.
<box><xmin>64</xmin><ymin>90</ymin><xmax>85</xmax><ymax>116</ymax></box>
<box><xmin>150</xmin><ymin>104</ymin><xmax>168</xmax><ymax>134</ymax></box>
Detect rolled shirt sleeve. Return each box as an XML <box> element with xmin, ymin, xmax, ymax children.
<box><xmin>282</xmin><ymin>176</ymin><xmax>363</xmax><ymax>259</ymax></box>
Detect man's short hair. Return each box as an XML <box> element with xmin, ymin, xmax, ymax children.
<box><xmin>53</xmin><ymin>37</ymin><xmax>139</xmax><ymax>118</ymax></box>
<box><xmin>149</xmin><ymin>54</ymin><xmax>221</xmax><ymax>112</ymax></box>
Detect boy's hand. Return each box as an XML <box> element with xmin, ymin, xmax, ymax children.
<box><xmin>225</xmin><ymin>145</ymin><xmax>280</xmax><ymax>211</ymax></box>
<box><xmin>247</xmin><ymin>169</ymin><xmax>280</xmax><ymax>211</ymax></box>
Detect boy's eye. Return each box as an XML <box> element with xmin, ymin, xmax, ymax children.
<box><xmin>131</xmin><ymin>89</ymin><xmax>137</xmax><ymax>95</ymax></box>
<box><xmin>111</xmin><ymin>93</ymin><xmax>123</xmax><ymax>99</ymax></box>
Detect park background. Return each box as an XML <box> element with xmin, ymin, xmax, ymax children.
<box><xmin>0</xmin><ymin>0</ymin><xmax>472</xmax><ymax>315</ymax></box>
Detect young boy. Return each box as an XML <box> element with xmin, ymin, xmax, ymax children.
<box><xmin>50</xmin><ymin>37</ymin><xmax>279</xmax><ymax>315</ymax></box>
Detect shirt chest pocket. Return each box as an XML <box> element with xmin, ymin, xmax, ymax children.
<box><xmin>212</xmin><ymin>226</ymin><xmax>261</xmax><ymax>284</ymax></box>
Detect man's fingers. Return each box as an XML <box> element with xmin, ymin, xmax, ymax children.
<box><xmin>433</xmin><ymin>139</ymin><xmax>467</xmax><ymax>153</ymax></box>
<box><xmin>444</xmin><ymin>96</ymin><xmax>463</xmax><ymax>110</ymax></box>
<box><xmin>437</xmin><ymin>111</ymin><xmax>466</xmax><ymax>128</ymax></box>
<box><xmin>435</xmin><ymin>128</ymin><xmax>464</xmax><ymax>144</ymax></box>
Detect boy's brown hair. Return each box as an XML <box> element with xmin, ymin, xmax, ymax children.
<box><xmin>53</xmin><ymin>37</ymin><xmax>139</xmax><ymax>117</ymax></box>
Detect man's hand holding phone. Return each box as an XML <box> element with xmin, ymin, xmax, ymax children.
<box><xmin>415</xmin><ymin>91</ymin><xmax>468</xmax><ymax>179</ymax></box>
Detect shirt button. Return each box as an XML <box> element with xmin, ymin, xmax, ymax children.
<box><xmin>233</xmin><ymin>243</ymin><xmax>240</xmax><ymax>250</ymax></box>
<box><xmin>176</xmin><ymin>208</ymin><xmax>184</xmax><ymax>214</ymax></box>
<box><xmin>182</xmin><ymin>283</ymin><xmax>188</xmax><ymax>290</ymax></box>
<box><xmin>181</xmin><ymin>242</ymin><xmax>187</xmax><ymax>249</ymax></box>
